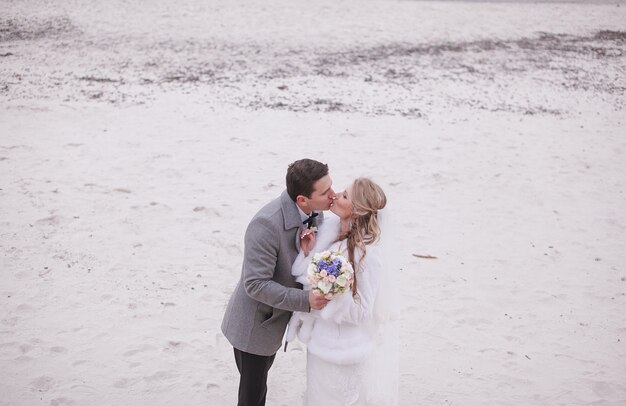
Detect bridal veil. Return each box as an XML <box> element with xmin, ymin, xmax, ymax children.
<box><xmin>363</xmin><ymin>207</ymin><xmax>400</xmax><ymax>405</ymax></box>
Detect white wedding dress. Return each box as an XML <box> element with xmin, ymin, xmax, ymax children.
<box><xmin>287</xmin><ymin>213</ymin><xmax>399</xmax><ymax>406</ymax></box>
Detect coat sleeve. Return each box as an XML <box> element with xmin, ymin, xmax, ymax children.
<box><xmin>316</xmin><ymin>245</ymin><xmax>382</xmax><ymax>325</ymax></box>
<box><xmin>242</xmin><ymin>217</ymin><xmax>310</xmax><ymax>312</ymax></box>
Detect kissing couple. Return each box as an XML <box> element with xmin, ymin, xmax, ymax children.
<box><xmin>221</xmin><ymin>158</ymin><xmax>399</xmax><ymax>406</ymax></box>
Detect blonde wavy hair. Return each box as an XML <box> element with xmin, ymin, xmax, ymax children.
<box><xmin>339</xmin><ymin>177</ymin><xmax>387</xmax><ymax>297</ymax></box>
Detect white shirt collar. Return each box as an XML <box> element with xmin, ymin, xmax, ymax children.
<box><xmin>296</xmin><ymin>205</ymin><xmax>312</xmax><ymax>223</ymax></box>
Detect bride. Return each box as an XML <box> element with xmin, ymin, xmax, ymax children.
<box><xmin>287</xmin><ymin>177</ymin><xmax>399</xmax><ymax>406</ymax></box>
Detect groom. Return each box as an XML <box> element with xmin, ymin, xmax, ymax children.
<box><xmin>221</xmin><ymin>158</ymin><xmax>336</xmax><ymax>406</ymax></box>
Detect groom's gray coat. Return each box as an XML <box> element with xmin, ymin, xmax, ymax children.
<box><xmin>221</xmin><ymin>190</ymin><xmax>320</xmax><ymax>356</ymax></box>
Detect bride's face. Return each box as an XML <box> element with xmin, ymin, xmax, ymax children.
<box><xmin>330</xmin><ymin>187</ymin><xmax>352</xmax><ymax>219</ymax></box>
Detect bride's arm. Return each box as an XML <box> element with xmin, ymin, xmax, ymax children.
<box><xmin>291</xmin><ymin>215</ymin><xmax>341</xmax><ymax>284</ymax></box>
<box><xmin>316</xmin><ymin>245</ymin><xmax>382</xmax><ymax>325</ymax></box>
<box><xmin>291</xmin><ymin>245</ymin><xmax>314</xmax><ymax>284</ymax></box>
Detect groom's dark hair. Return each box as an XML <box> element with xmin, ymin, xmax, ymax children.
<box><xmin>286</xmin><ymin>159</ymin><xmax>329</xmax><ymax>201</ymax></box>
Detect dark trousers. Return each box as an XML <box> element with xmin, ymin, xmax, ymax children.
<box><xmin>233</xmin><ymin>348</ymin><xmax>276</xmax><ymax>406</ymax></box>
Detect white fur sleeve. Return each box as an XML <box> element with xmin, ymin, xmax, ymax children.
<box><xmin>316</xmin><ymin>245</ymin><xmax>381</xmax><ymax>325</ymax></box>
<box><xmin>291</xmin><ymin>251</ymin><xmax>313</xmax><ymax>287</ymax></box>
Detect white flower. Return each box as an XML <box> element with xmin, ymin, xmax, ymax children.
<box><xmin>317</xmin><ymin>280</ymin><xmax>332</xmax><ymax>294</ymax></box>
<box><xmin>336</xmin><ymin>275</ymin><xmax>347</xmax><ymax>287</ymax></box>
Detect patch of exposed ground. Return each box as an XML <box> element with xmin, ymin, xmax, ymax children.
<box><xmin>1</xmin><ymin>14</ymin><xmax>624</xmax><ymax>117</ymax></box>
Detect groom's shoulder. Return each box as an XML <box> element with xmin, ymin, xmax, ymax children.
<box><xmin>250</xmin><ymin>193</ymin><xmax>284</xmax><ymax>225</ymax></box>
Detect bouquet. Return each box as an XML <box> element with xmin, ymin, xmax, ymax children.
<box><xmin>307</xmin><ymin>249</ymin><xmax>354</xmax><ymax>299</ymax></box>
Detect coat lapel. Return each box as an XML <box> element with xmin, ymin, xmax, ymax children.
<box><xmin>281</xmin><ymin>190</ymin><xmax>327</xmax><ymax>252</ymax></box>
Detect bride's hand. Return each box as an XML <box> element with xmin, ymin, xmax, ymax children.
<box><xmin>300</xmin><ymin>228</ymin><xmax>316</xmax><ymax>256</ymax></box>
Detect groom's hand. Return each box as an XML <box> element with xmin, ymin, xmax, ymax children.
<box><xmin>309</xmin><ymin>290</ymin><xmax>329</xmax><ymax>310</ymax></box>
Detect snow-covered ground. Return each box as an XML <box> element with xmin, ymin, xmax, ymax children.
<box><xmin>1</xmin><ymin>0</ymin><xmax>625</xmax><ymax>404</ymax></box>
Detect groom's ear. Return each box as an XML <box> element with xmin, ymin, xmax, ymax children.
<box><xmin>296</xmin><ymin>195</ymin><xmax>307</xmax><ymax>205</ymax></box>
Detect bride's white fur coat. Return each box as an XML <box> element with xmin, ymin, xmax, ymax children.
<box><xmin>287</xmin><ymin>215</ymin><xmax>383</xmax><ymax>365</ymax></box>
